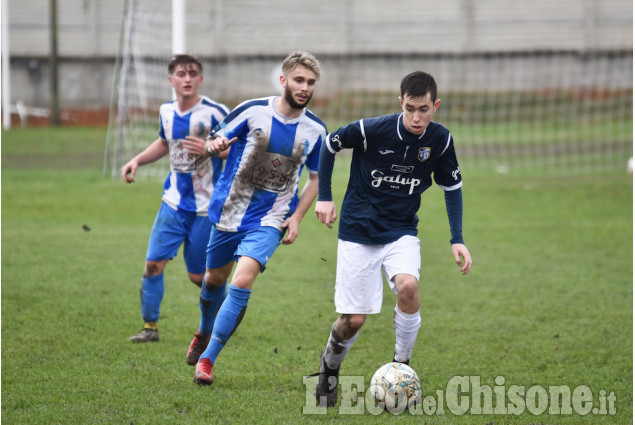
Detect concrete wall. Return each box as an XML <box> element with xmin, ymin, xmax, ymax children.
<box><xmin>4</xmin><ymin>0</ymin><xmax>633</xmax><ymax>114</ymax></box>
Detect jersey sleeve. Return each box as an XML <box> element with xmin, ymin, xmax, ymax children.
<box><xmin>158</xmin><ymin>105</ymin><xmax>167</xmax><ymax>141</ymax></box>
<box><xmin>210</xmin><ymin>99</ymin><xmax>268</xmax><ymax>141</ymax></box>
<box><xmin>324</xmin><ymin>120</ymin><xmax>365</xmax><ymax>153</ymax></box>
<box><xmin>210</xmin><ymin>107</ymin><xmax>229</xmax><ymax>129</ymax></box>
<box><xmin>444</xmin><ymin>188</ymin><xmax>464</xmax><ymax>244</ymax></box>
<box><xmin>317</xmin><ymin>139</ymin><xmax>335</xmax><ymax>201</ymax></box>
<box><xmin>319</xmin><ymin>121</ymin><xmax>364</xmax><ymax>201</ymax></box>
<box><xmin>433</xmin><ymin>134</ymin><xmax>462</xmax><ymax>191</ymax></box>
<box><xmin>305</xmin><ymin>133</ymin><xmax>323</xmax><ymax>173</ymax></box>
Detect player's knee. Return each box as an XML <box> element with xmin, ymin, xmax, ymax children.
<box><xmin>397</xmin><ymin>276</ymin><xmax>419</xmax><ymax>300</ymax></box>
<box><xmin>188</xmin><ymin>272</ymin><xmax>203</xmax><ymax>287</ymax></box>
<box><xmin>349</xmin><ymin>314</ymin><xmax>366</xmax><ymax>331</ymax></box>
<box><xmin>338</xmin><ymin>314</ymin><xmax>366</xmax><ymax>334</ymax></box>
<box><xmin>203</xmin><ymin>271</ymin><xmax>225</xmax><ymax>290</ymax></box>
<box><xmin>144</xmin><ymin>261</ymin><xmax>165</xmax><ymax>276</ymax></box>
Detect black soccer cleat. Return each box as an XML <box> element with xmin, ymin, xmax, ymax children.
<box><xmin>392</xmin><ymin>354</ymin><xmax>409</xmax><ymax>366</ymax></box>
<box><xmin>315</xmin><ymin>351</ymin><xmax>339</xmax><ymax>407</ymax></box>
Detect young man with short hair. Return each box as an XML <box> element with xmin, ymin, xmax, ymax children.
<box><xmin>313</xmin><ymin>71</ymin><xmax>472</xmax><ymax>407</ymax></box>
<box><xmin>122</xmin><ymin>54</ymin><xmax>229</xmax><ymax>342</ymax></box>
<box><xmin>186</xmin><ymin>51</ymin><xmax>327</xmax><ymax>386</ymax></box>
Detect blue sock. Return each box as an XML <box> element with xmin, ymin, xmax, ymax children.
<box><xmin>140</xmin><ymin>273</ymin><xmax>164</xmax><ymax>323</ymax></box>
<box><xmin>198</xmin><ymin>281</ymin><xmax>227</xmax><ymax>335</ymax></box>
<box><xmin>201</xmin><ymin>284</ymin><xmax>251</xmax><ymax>364</ymax></box>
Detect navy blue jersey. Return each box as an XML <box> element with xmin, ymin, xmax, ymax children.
<box><xmin>323</xmin><ymin>113</ymin><xmax>462</xmax><ymax>244</ymax></box>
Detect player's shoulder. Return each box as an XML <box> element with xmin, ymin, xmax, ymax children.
<box><xmin>427</xmin><ymin>120</ymin><xmax>450</xmax><ymax>135</ymax></box>
<box><xmin>224</xmin><ymin>96</ymin><xmax>271</xmax><ymax>121</ymax></box>
<box><xmin>358</xmin><ymin>113</ymin><xmax>401</xmax><ymax>136</ymax></box>
<box><xmin>159</xmin><ymin>99</ymin><xmax>177</xmax><ymax>111</ymax></box>
<box><xmin>361</xmin><ymin>113</ymin><xmax>400</xmax><ymax>128</ymax></box>
<box><xmin>158</xmin><ymin>100</ymin><xmax>178</xmax><ymax>119</ymax></box>
<box><xmin>235</xmin><ymin>96</ymin><xmax>271</xmax><ymax>111</ymax></box>
<box><xmin>200</xmin><ymin>95</ymin><xmax>230</xmax><ymax>115</ymax></box>
<box><xmin>425</xmin><ymin>121</ymin><xmax>452</xmax><ymax>142</ymax></box>
<box><xmin>303</xmin><ymin>108</ymin><xmax>327</xmax><ymax>133</ymax></box>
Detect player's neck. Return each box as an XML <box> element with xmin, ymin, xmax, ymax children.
<box><xmin>274</xmin><ymin>97</ymin><xmax>303</xmax><ymax>119</ymax></box>
<box><xmin>177</xmin><ymin>94</ymin><xmax>201</xmax><ymax>113</ymax></box>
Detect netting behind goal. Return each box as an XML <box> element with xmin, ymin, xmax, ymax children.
<box><xmin>104</xmin><ymin>0</ymin><xmax>633</xmax><ymax>180</ymax></box>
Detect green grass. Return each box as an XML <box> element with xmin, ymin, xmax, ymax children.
<box><xmin>2</xmin><ymin>127</ymin><xmax>632</xmax><ymax>424</ymax></box>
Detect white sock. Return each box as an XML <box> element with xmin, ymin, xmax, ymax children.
<box><xmin>324</xmin><ymin>326</ymin><xmax>359</xmax><ymax>370</ymax></box>
<box><xmin>393</xmin><ymin>305</ymin><xmax>421</xmax><ymax>363</ymax></box>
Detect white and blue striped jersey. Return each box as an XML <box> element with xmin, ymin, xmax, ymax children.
<box><xmin>159</xmin><ymin>96</ymin><xmax>230</xmax><ymax>215</ymax></box>
<box><xmin>208</xmin><ymin>96</ymin><xmax>326</xmax><ymax>231</ymax></box>
<box><xmin>322</xmin><ymin>113</ymin><xmax>462</xmax><ymax>244</ymax></box>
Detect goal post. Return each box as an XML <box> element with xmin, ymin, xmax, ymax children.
<box><xmin>105</xmin><ymin>1</ymin><xmax>632</xmax><ymax>179</ymax></box>
<box><xmin>104</xmin><ymin>0</ymin><xmax>183</xmax><ymax>180</ymax></box>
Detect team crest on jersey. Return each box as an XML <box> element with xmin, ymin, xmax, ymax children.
<box><xmin>418</xmin><ymin>147</ymin><xmax>431</xmax><ymax>162</ymax></box>
<box><xmin>194</xmin><ymin>121</ymin><xmax>206</xmax><ymax>137</ymax></box>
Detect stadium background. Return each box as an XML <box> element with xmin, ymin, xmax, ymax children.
<box><xmin>1</xmin><ymin>2</ymin><xmax>632</xmax><ymax>423</ymax></box>
<box><xmin>3</xmin><ymin>0</ymin><xmax>633</xmax><ymax>176</ymax></box>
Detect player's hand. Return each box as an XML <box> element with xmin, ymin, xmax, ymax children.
<box><xmin>121</xmin><ymin>161</ymin><xmax>138</xmax><ymax>183</ymax></box>
<box><xmin>451</xmin><ymin>243</ymin><xmax>472</xmax><ymax>275</ymax></box>
<box><xmin>315</xmin><ymin>201</ymin><xmax>337</xmax><ymax>229</ymax></box>
<box><xmin>204</xmin><ymin>136</ymin><xmax>238</xmax><ymax>157</ymax></box>
<box><xmin>182</xmin><ymin>136</ymin><xmax>206</xmax><ymax>156</ymax></box>
<box><xmin>280</xmin><ymin>216</ymin><xmax>300</xmax><ymax>245</ymax></box>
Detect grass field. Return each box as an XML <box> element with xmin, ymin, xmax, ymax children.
<box><xmin>2</xmin><ymin>126</ymin><xmax>632</xmax><ymax>424</ymax></box>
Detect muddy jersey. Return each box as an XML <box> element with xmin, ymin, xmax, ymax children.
<box><xmin>324</xmin><ymin>113</ymin><xmax>462</xmax><ymax>244</ymax></box>
<box><xmin>208</xmin><ymin>96</ymin><xmax>326</xmax><ymax>231</ymax></box>
<box><xmin>159</xmin><ymin>96</ymin><xmax>229</xmax><ymax>214</ymax></box>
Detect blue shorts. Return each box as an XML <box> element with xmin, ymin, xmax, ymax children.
<box><xmin>146</xmin><ymin>202</ymin><xmax>212</xmax><ymax>275</ymax></box>
<box><xmin>206</xmin><ymin>225</ymin><xmax>283</xmax><ymax>272</ymax></box>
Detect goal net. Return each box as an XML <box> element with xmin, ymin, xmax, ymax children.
<box><xmin>105</xmin><ymin>0</ymin><xmax>633</xmax><ymax>179</ymax></box>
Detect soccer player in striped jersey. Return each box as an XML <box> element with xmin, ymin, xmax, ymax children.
<box><xmin>121</xmin><ymin>54</ymin><xmax>230</xmax><ymax>343</ymax></box>
<box><xmin>187</xmin><ymin>51</ymin><xmax>326</xmax><ymax>385</ymax></box>
<box><xmin>313</xmin><ymin>71</ymin><xmax>472</xmax><ymax>407</ymax></box>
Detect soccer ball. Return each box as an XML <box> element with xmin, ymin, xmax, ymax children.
<box><xmin>369</xmin><ymin>362</ymin><xmax>421</xmax><ymax>412</ymax></box>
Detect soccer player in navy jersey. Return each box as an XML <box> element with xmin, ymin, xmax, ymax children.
<box><xmin>313</xmin><ymin>71</ymin><xmax>472</xmax><ymax>406</ymax></box>
<box><xmin>186</xmin><ymin>51</ymin><xmax>327</xmax><ymax>385</ymax></box>
<box><xmin>121</xmin><ymin>54</ymin><xmax>230</xmax><ymax>343</ymax></box>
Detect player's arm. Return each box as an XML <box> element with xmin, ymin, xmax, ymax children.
<box><xmin>121</xmin><ymin>138</ymin><xmax>169</xmax><ymax>183</ymax></box>
<box><xmin>204</xmin><ymin>135</ymin><xmax>238</xmax><ymax>158</ymax></box>
<box><xmin>281</xmin><ymin>172</ymin><xmax>319</xmax><ymax>245</ymax></box>
<box><xmin>444</xmin><ymin>188</ymin><xmax>472</xmax><ymax>275</ymax></box>
<box><xmin>183</xmin><ymin>136</ymin><xmax>230</xmax><ymax>159</ymax></box>
<box><xmin>315</xmin><ymin>134</ymin><xmax>338</xmax><ymax>228</ymax></box>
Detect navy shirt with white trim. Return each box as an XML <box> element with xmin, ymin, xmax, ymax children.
<box><xmin>319</xmin><ymin>113</ymin><xmax>462</xmax><ymax>245</ymax></box>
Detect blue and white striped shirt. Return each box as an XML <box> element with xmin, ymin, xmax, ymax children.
<box><xmin>208</xmin><ymin>96</ymin><xmax>326</xmax><ymax>231</ymax></box>
<box><xmin>159</xmin><ymin>96</ymin><xmax>229</xmax><ymax>214</ymax></box>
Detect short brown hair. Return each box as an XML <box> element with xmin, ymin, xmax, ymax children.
<box><xmin>281</xmin><ymin>51</ymin><xmax>321</xmax><ymax>80</ymax></box>
<box><xmin>168</xmin><ymin>54</ymin><xmax>203</xmax><ymax>75</ymax></box>
<box><xmin>400</xmin><ymin>71</ymin><xmax>437</xmax><ymax>102</ymax></box>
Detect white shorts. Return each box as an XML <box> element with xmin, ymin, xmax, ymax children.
<box><xmin>334</xmin><ymin>235</ymin><xmax>421</xmax><ymax>315</ymax></box>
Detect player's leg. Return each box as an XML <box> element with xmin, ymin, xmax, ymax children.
<box><xmin>184</xmin><ymin>216</ymin><xmax>229</xmax><ymax>364</ymax></box>
<box><xmin>187</xmin><ymin>226</ymin><xmax>236</xmax><ymax>366</ymax></box>
<box><xmin>384</xmin><ymin>235</ymin><xmax>422</xmax><ymax>364</ymax></box>
<box><xmin>316</xmin><ymin>313</ymin><xmax>366</xmax><ymax>406</ymax></box>
<box><xmin>322</xmin><ymin>314</ymin><xmax>365</xmax><ymax>371</ymax></box>
<box><xmin>198</xmin><ymin>256</ymin><xmax>260</xmax><ymax>365</ymax></box>
<box><xmin>316</xmin><ymin>240</ymin><xmax>385</xmax><ymax>406</ymax></box>
<box><xmin>186</xmin><ymin>263</ymin><xmax>232</xmax><ymax>366</ymax></box>
<box><xmin>130</xmin><ymin>202</ymin><xmax>186</xmax><ymax>342</ymax></box>
<box><xmin>194</xmin><ymin>226</ymin><xmax>283</xmax><ymax>385</ymax></box>
<box><xmin>183</xmin><ymin>214</ymin><xmax>214</xmax><ymax>288</ymax></box>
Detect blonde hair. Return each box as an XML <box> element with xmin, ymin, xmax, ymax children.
<box><xmin>282</xmin><ymin>51</ymin><xmax>321</xmax><ymax>80</ymax></box>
